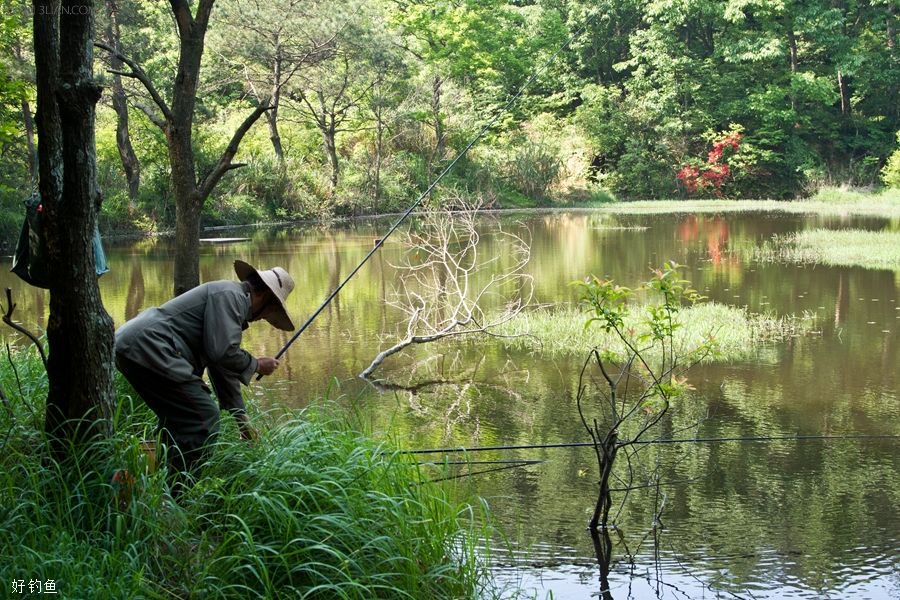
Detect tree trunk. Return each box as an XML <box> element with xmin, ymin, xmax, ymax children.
<box><xmin>317</xmin><ymin>92</ymin><xmax>339</xmax><ymax>191</ymax></box>
<box><xmin>888</xmin><ymin>4</ymin><xmax>895</xmax><ymax>51</ymax></box>
<box><xmin>837</xmin><ymin>70</ymin><xmax>850</xmax><ymax>116</ymax></box>
<box><xmin>33</xmin><ymin>0</ymin><xmax>116</xmax><ymax>449</ymax></box>
<box><xmin>169</xmin><ymin>10</ymin><xmax>206</xmax><ymax>296</ymax></box>
<box><xmin>21</xmin><ymin>99</ymin><xmax>37</xmax><ymax>181</ymax></box>
<box><xmin>105</xmin><ymin>0</ymin><xmax>141</xmax><ymax>205</ymax></box>
<box><xmin>169</xmin><ymin>122</ymin><xmax>202</xmax><ymax>296</ymax></box>
<box><xmin>372</xmin><ymin>86</ymin><xmax>384</xmax><ymax>207</ymax></box>
<box><xmin>267</xmin><ymin>110</ymin><xmax>284</xmax><ymax>160</ymax></box>
<box><xmin>787</xmin><ymin>26</ymin><xmax>798</xmax><ymax>111</ymax></box>
<box><xmin>431</xmin><ymin>74</ymin><xmax>444</xmax><ymax>172</ymax></box>
<box><xmin>14</xmin><ymin>39</ymin><xmax>37</xmax><ymax>181</ymax></box>
<box><xmin>268</xmin><ymin>51</ymin><xmax>284</xmax><ymax>160</ymax></box>
<box><xmin>588</xmin><ymin>432</ymin><xmax>618</xmax><ymax>531</ymax></box>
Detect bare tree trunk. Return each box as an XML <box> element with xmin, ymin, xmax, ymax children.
<box><xmin>430</xmin><ymin>74</ymin><xmax>444</xmax><ymax>175</ymax></box>
<box><xmin>787</xmin><ymin>29</ymin><xmax>798</xmax><ymax>73</ymax></box>
<box><xmin>267</xmin><ymin>111</ymin><xmax>284</xmax><ymax>160</ymax></box>
<box><xmin>837</xmin><ymin>70</ymin><xmax>850</xmax><ymax>116</ymax></box>
<box><xmin>34</xmin><ymin>0</ymin><xmax>115</xmax><ymax>450</ymax></box>
<box><xmin>21</xmin><ymin>99</ymin><xmax>37</xmax><ymax>181</ymax></box>
<box><xmin>13</xmin><ymin>40</ymin><xmax>37</xmax><ymax>181</ymax></box>
<box><xmin>888</xmin><ymin>4</ymin><xmax>895</xmax><ymax>51</ymax></box>
<box><xmin>372</xmin><ymin>81</ymin><xmax>385</xmax><ymax>208</ymax></box>
<box><xmin>104</xmin><ymin>0</ymin><xmax>140</xmax><ymax>205</ymax></box>
<box><xmin>787</xmin><ymin>26</ymin><xmax>798</xmax><ymax>111</ymax></box>
<box><xmin>268</xmin><ymin>51</ymin><xmax>284</xmax><ymax>160</ymax></box>
<box><xmin>588</xmin><ymin>432</ymin><xmax>618</xmax><ymax>531</ymax></box>
<box><xmin>317</xmin><ymin>91</ymin><xmax>340</xmax><ymax>191</ymax></box>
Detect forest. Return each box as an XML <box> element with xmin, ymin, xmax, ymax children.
<box><xmin>0</xmin><ymin>0</ymin><xmax>898</xmax><ymax>246</ymax></box>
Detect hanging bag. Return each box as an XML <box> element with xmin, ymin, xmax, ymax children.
<box><xmin>11</xmin><ymin>193</ymin><xmax>109</xmax><ymax>288</ymax></box>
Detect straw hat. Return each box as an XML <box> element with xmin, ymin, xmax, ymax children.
<box><xmin>234</xmin><ymin>260</ymin><xmax>295</xmax><ymax>331</ymax></box>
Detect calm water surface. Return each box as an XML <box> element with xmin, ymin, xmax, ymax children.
<box><xmin>3</xmin><ymin>210</ymin><xmax>898</xmax><ymax>599</ymax></box>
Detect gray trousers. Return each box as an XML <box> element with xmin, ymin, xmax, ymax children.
<box><xmin>115</xmin><ymin>355</ymin><xmax>220</xmax><ymax>488</ymax></box>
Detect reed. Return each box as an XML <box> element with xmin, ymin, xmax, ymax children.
<box><xmin>0</xmin><ymin>348</ymin><xmax>492</xmax><ymax>599</ymax></box>
<box><xmin>494</xmin><ymin>302</ymin><xmax>815</xmax><ymax>362</ymax></box>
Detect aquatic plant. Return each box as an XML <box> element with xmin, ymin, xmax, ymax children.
<box><xmin>494</xmin><ymin>302</ymin><xmax>814</xmax><ymax>362</ymax></box>
<box><xmin>752</xmin><ymin>228</ymin><xmax>900</xmax><ymax>271</ymax></box>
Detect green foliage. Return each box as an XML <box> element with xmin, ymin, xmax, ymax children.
<box><xmin>0</xmin><ymin>349</ymin><xmax>489</xmax><ymax>599</ymax></box>
<box><xmin>5</xmin><ymin>0</ymin><xmax>898</xmax><ymax>243</ymax></box>
<box><xmin>882</xmin><ymin>132</ymin><xmax>900</xmax><ymax>188</ymax></box>
<box><xmin>573</xmin><ymin>262</ymin><xmax>715</xmax><ymax>528</ymax></box>
<box><xmin>577</xmin><ymin>262</ymin><xmax>707</xmax><ymax>361</ymax></box>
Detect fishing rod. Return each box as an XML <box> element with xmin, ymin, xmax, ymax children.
<box><xmin>404</xmin><ymin>433</ymin><xmax>900</xmax><ymax>455</ymax></box>
<box><xmin>258</xmin><ymin>17</ymin><xmax>595</xmax><ymax>380</ymax></box>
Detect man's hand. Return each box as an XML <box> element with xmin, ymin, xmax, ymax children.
<box><xmin>256</xmin><ymin>357</ymin><xmax>279</xmax><ymax>376</ymax></box>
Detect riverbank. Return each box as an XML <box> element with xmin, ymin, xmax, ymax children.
<box><xmin>84</xmin><ymin>188</ymin><xmax>900</xmax><ymax>247</ymax></box>
<box><xmin>0</xmin><ymin>349</ymin><xmax>494</xmax><ymax>599</ymax></box>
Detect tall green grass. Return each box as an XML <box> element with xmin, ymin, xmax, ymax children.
<box><xmin>0</xmin><ymin>348</ymin><xmax>492</xmax><ymax>599</ymax></box>
<box><xmin>494</xmin><ymin>303</ymin><xmax>815</xmax><ymax>362</ymax></box>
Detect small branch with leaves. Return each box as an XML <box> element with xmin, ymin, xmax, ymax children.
<box><xmin>575</xmin><ymin>263</ymin><xmax>712</xmax><ymax>532</ymax></box>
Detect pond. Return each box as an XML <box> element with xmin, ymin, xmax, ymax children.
<box><xmin>2</xmin><ymin>209</ymin><xmax>898</xmax><ymax>599</ymax></box>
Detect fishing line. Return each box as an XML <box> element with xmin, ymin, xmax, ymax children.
<box><xmin>259</xmin><ymin>15</ymin><xmax>595</xmax><ymax>378</ymax></box>
<box><xmin>404</xmin><ymin>433</ymin><xmax>900</xmax><ymax>455</ymax></box>
<box><xmin>417</xmin><ymin>459</ymin><xmax>545</xmax><ymax>466</ymax></box>
<box><xmin>426</xmin><ymin>461</ymin><xmax>541</xmax><ymax>484</ymax></box>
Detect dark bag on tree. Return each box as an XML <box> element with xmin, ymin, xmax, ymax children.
<box><xmin>11</xmin><ymin>193</ymin><xmax>110</xmax><ymax>288</ymax></box>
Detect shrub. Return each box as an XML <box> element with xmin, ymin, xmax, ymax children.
<box><xmin>882</xmin><ymin>132</ymin><xmax>900</xmax><ymax>188</ymax></box>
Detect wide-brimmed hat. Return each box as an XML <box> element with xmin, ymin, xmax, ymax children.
<box><xmin>234</xmin><ymin>260</ymin><xmax>295</xmax><ymax>331</ymax></box>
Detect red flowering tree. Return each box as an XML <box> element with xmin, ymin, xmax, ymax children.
<box><xmin>676</xmin><ymin>130</ymin><xmax>742</xmax><ymax>197</ymax></box>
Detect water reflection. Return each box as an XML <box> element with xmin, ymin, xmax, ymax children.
<box><xmin>0</xmin><ymin>212</ymin><xmax>897</xmax><ymax>599</ymax></box>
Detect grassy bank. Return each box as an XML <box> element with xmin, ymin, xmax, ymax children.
<box><xmin>495</xmin><ymin>302</ymin><xmax>815</xmax><ymax>362</ymax></box>
<box><xmin>0</xmin><ymin>349</ymin><xmax>492</xmax><ymax>599</ymax></box>
<box><xmin>752</xmin><ymin>228</ymin><xmax>900</xmax><ymax>271</ymax></box>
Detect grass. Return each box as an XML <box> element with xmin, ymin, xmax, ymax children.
<box><xmin>0</xmin><ymin>348</ymin><xmax>493</xmax><ymax>599</ymax></box>
<box><xmin>752</xmin><ymin>228</ymin><xmax>900</xmax><ymax>271</ymax></box>
<box><xmin>546</xmin><ymin>187</ymin><xmax>900</xmax><ymax>218</ymax></box>
<box><xmin>494</xmin><ymin>302</ymin><xmax>816</xmax><ymax>362</ymax></box>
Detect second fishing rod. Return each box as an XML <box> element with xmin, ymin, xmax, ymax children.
<box><xmin>257</xmin><ymin>18</ymin><xmax>595</xmax><ymax>380</ymax></box>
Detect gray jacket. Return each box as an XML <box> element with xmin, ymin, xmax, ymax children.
<box><xmin>115</xmin><ymin>280</ymin><xmax>259</xmax><ymax>413</ymax></box>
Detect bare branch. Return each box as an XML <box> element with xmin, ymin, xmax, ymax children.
<box><xmin>132</xmin><ymin>101</ymin><xmax>167</xmax><ymax>130</ymax></box>
<box><xmin>361</xmin><ymin>202</ymin><xmax>533</xmax><ymax>380</ymax></box>
<box><xmin>94</xmin><ymin>42</ymin><xmax>173</xmax><ymax>123</ymax></box>
<box><xmin>1</xmin><ymin>288</ymin><xmax>47</xmax><ymax>371</ymax></box>
<box><xmin>198</xmin><ymin>102</ymin><xmax>273</xmax><ymax>199</ymax></box>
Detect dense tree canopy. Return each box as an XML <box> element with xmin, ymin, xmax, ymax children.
<box><xmin>0</xmin><ymin>0</ymin><xmax>897</xmax><ymax>244</ymax></box>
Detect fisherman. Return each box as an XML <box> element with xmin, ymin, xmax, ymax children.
<box><xmin>114</xmin><ymin>260</ymin><xmax>295</xmax><ymax>492</ymax></box>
